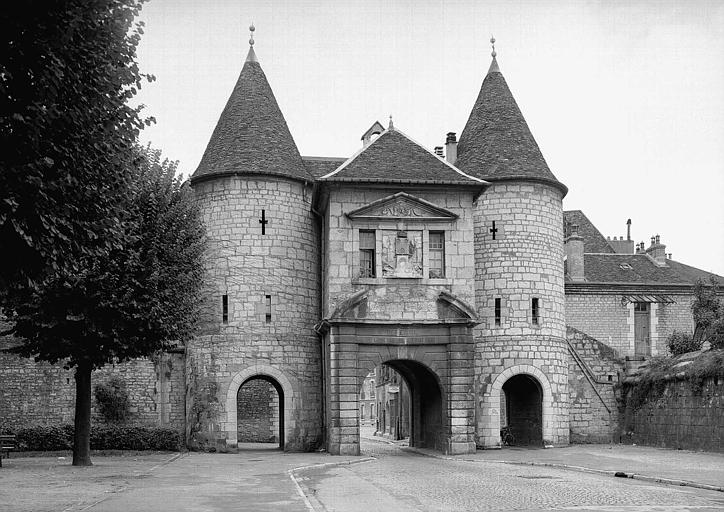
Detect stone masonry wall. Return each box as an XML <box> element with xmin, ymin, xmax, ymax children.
<box><xmin>566</xmin><ymin>292</ymin><xmax>696</xmax><ymax>357</ymax></box>
<box><xmin>476</xmin><ymin>336</ymin><xmax>569</xmax><ymax>447</ymax></box>
<box><xmin>567</xmin><ymin>327</ymin><xmax>625</xmax><ymax>443</ymax></box>
<box><xmin>0</xmin><ymin>336</ymin><xmax>185</xmax><ymax>431</ymax></box>
<box><xmin>237</xmin><ymin>379</ymin><xmax>279</xmax><ymax>443</ymax></box>
<box><xmin>474</xmin><ymin>182</ymin><xmax>569</xmax><ymax>447</ymax></box>
<box><xmin>565</xmin><ymin>294</ymin><xmax>630</xmax><ymax>354</ymax></box>
<box><xmin>190</xmin><ymin>176</ymin><xmax>321</xmax><ymax>451</ymax></box>
<box><xmin>474</xmin><ymin>182</ymin><xmax>566</xmax><ymax>338</ymax></box>
<box><xmin>324</xmin><ymin>186</ymin><xmax>477</xmax><ymax>319</ymax></box>
<box><xmin>621</xmin><ymin>377</ymin><xmax>724</xmax><ymax>452</ymax></box>
<box><xmin>656</xmin><ymin>297</ymin><xmax>696</xmax><ymax>352</ymax></box>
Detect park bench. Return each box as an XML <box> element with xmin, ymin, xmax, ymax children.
<box><xmin>0</xmin><ymin>434</ymin><xmax>17</xmax><ymax>467</ymax></box>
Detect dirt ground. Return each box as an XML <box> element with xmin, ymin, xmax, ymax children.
<box><xmin>0</xmin><ymin>452</ymin><xmax>179</xmax><ymax>512</ymax></box>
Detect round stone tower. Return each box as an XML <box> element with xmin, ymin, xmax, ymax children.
<box><xmin>456</xmin><ymin>51</ymin><xmax>569</xmax><ymax>448</ymax></box>
<box><xmin>188</xmin><ymin>33</ymin><xmax>321</xmax><ymax>451</ymax></box>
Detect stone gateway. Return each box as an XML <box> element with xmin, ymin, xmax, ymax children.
<box><xmin>2</xmin><ymin>34</ymin><xmax>722</xmax><ymax>454</ymax></box>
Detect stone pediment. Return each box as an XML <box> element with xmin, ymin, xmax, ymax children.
<box><xmin>346</xmin><ymin>192</ymin><xmax>458</xmax><ymax>221</ymax></box>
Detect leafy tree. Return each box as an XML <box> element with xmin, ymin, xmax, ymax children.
<box><xmin>4</xmin><ymin>147</ymin><xmax>206</xmax><ymax>465</ymax></box>
<box><xmin>0</xmin><ymin>0</ymin><xmax>153</xmax><ymax>291</ymax></box>
<box><xmin>94</xmin><ymin>377</ymin><xmax>130</xmax><ymax>423</ymax></box>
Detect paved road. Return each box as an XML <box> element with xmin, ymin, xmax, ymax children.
<box><xmin>297</xmin><ymin>439</ymin><xmax>724</xmax><ymax>512</ymax></box>
<box><xmin>4</xmin><ymin>440</ymin><xmax>723</xmax><ymax>511</ymax></box>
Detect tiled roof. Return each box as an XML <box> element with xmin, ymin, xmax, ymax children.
<box><xmin>569</xmin><ymin>253</ymin><xmax>724</xmax><ymax>285</ymax></box>
<box><xmin>320</xmin><ymin>128</ymin><xmax>484</xmax><ymax>186</ymax></box>
<box><xmin>302</xmin><ymin>156</ymin><xmax>346</xmax><ymax>179</ymax></box>
<box><xmin>191</xmin><ymin>48</ymin><xmax>313</xmax><ymax>184</ymax></box>
<box><xmin>564</xmin><ymin>210</ymin><xmax>615</xmax><ymax>254</ymax></box>
<box><xmin>456</xmin><ymin>57</ymin><xmax>567</xmax><ymax>196</ymax></box>
<box><xmin>666</xmin><ymin>260</ymin><xmax>724</xmax><ymax>285</ymax></box>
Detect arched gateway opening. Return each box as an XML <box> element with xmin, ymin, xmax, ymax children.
<box><xmin>364</xmin><ymin>361</ymin><xmax>441</xmax><ymax>449</ymax></box>
<box><xmin>236</xmin><ymin>376</ymin><xmax>284</xmax><ymax>450</ymax></box>
<box><xmin>380</xmin><ymin>360</ymin><xmax>442</xmax><ymax>449</ymax></box>
<box><xmin>501</xmin><ymin>374</ymin><xmax>543</xmax><ymax>446</ymax></box>
<box><xmin>321</xmin><ymin>288</ymin><xmax>479</xmax><ymax>456</ymax></box>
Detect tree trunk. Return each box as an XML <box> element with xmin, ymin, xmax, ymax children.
<box><xmin>73</xmin><ymin>361</ymin><xmax>93</xmax><ymax>466</ymax></box>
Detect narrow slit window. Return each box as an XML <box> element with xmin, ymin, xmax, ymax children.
<box><xmin>359</xmin><ymin>230</ymin><xmax>376</xmax><ymax>278</ymax></box>
<box><xmin>429</xmin><ymin>231</ymin><xmax>445</xmax><ymax>278</ymax></box>
<box><xmin>265</xmin><ymin>295</ymin><xmax>272</xmax><ymax>323</ymax></box>
<box><xmin>222</xmin><ymin>295</ymin><xmax>228</xmax><ymax>324</ymax></box>
<box><xmin>494</xmin><ymin>297</ymin><xmax>501</xmax><ymax>327</ymax></box>
<box><xmin>532</xmin><ymin>298</ymin><xmax>540</xmax><ymax>325</ymax></box>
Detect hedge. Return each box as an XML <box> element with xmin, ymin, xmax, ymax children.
<box><xmin>0</xmin><ymin>424</ymin><xmax>182</xmax><ymax>451</ymax></box>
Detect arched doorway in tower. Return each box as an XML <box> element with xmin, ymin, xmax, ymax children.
<box><xmin>501</xmin><ymin>374</ymin><xmax>543</xmax><ymax>446</ymax></box>
<box><xmin>237</xmin><ymin>376</ymin><xmax>284</xmax><ymax>450</ymax></box>
<box><xmin>362</xmin><ymin>360</ymin><xmax>442</xmax><ymax>450</ymax></box>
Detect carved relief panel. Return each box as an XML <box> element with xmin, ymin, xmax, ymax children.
<box><xmin>382</xmin><ymin>230</ymin><xmax>423</xmax><ymax>277</ymax></box>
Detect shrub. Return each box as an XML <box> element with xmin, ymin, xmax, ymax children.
<box><xmin>709</xmin><ymin>318</ymin><xmax>724</xmax><ymax>350</ymax></box>
<box><xmin>666</xmin><ymin>331</ymin><xmax>701</xmax><ymax>356</ymax></box>
<box><xmin>91</xmin><ymin>425</ymin><xmax>182</xmax><ymax>451</ymax></box>
<box><xmin>94</xmin><ymin>377</ymin><xmax>130</xmax><ymax>423</ymax></box>
<box><xmin>14</xmin><ymin>424</ymin><xmax>74</xmax><ymax>451</ymax></box>
<box><xmin>5</xmin><ymin>424</ymin><xmax>181</xmax><ymax>451</ymax></box>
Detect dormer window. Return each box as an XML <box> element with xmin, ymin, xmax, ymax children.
<box><xmin>619</xmin><ymin>263</ymin><xmax>633</xmax><ymax>270</ymax></box>
<box><xmin>361</xmin><ymin>121</ymin><xmax>385</xmax><ymax>147</ymax></box>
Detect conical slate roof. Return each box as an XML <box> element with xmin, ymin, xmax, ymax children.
<box><xmin>191</xmin><ymin>47</ymin><xmax>313</xmax><ymax>184</ymax></box>
<box><xmin>456</xmin><ymin>56</ymin><xmax>567</xmax><ymax>196</ymax></box>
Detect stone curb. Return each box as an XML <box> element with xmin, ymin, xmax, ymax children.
<box><xmin>289</xmin><ymin>457</ymin><xmax>377</xmax><ymax>512</ymax></box>
<box><xmin>403</xmin><ymin>448</ymin><xmax>724</xmax><ymax>494</ymax></box>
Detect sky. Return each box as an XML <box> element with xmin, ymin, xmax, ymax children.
<box><xmin>133</xmin><ymin>0</ymin><xmax>724</xmax><ymax>276</ymax></box>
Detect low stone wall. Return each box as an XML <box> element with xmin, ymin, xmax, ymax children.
<box><xmin>567</xmin><ymin>327</ymin><xmax>625</xmax><ymax>443</ymax></box>
<box><xmin>0</xmin><ymin>336</ymin><xmax>185</xmax><ymax>432</ymax></box>
<box><xmin>621</xmin><ymin>376</ymin><xmax>724</xmax><ymax>452</ymax></box>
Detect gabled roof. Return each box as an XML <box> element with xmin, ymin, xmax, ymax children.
<box><xmin>456</xmin><ymin>56</ymin><xmax>567</xmax><ymax>196</ymax></box>
<box><xmin>319</xmin><ymin>127</ymin><xmax>485</xmax><ymax>186</ymax></box>
<box><xmin>564</xmin><ymin>210</ymin><xmax>615</xmax><ymax>254</ymax></box>
<box><xmin>191</xmin><ymin>47</ymin><xmax>313</xmax><ymax>184</ymax></box>
<box><xmin>568</xmin><ymin>253</ymin><xmax>724</xmax><ymax>285</ymax></box>
<box><xmin>302</xmin><ymin>156</ymin><xmax>347</xmax><ymax>179</ymax></box>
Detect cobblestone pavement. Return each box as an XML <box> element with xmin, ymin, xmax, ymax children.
<box><xmin>296</xmin><ymin>436</ymin><xmax>724</xmax><ymax>512</ymax></box>
<box><xmin>3</xmin><ymin>440</ymin><xmax>723</xmax><ymax>511</ymax></box>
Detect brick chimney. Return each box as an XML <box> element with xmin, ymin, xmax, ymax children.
<box><xmin>565</xmin><ymin>224</ymin><xmax>585</xmax><ymax>282</ymax></box>
<box><xmin>445</xmin><ymin>132</ymin><xmax>457</xmax><ymax>164</ymax></box>
<box><xmin>434</xmin><ymin>146</ymin><xmax>444</xmax><ymax>157</ymax></box>
<box><xmin>646</xmin><ymin>234</ymin><xmax>668</xmax><ymax>266</ymax></box>
<box><xmin>608</xmin><ymin>219</ymin><xmax>635</xmax><ymax>254</ymax></box>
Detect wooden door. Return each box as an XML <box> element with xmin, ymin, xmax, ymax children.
<box><xmin>634</xmin><ymin>302</ymin><xmax>650</xmax><ymax>356</ymax></box>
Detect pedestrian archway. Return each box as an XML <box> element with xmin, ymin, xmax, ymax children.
<box><xmin>502</xmin><ymin>374</ymin><xmax>543</xmax><ymax>446</ymax></box>
<box><xmin>236</xmin><ymin>376</ymin><xmax>283</xmax><ymax>449</ymax></box>
<box><xmin>225</xmin><ymin>365</ymin><xmax>295</xmax><ymax>450</ymax></box>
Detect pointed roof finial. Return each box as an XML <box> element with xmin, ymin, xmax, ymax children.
<box><xmin>245</xmin><ymin>23</ymin><xmax>258</xmax><ymax>63</ymax></box>
<box><xmin>388</xmin><ymin>115</ymin><xmax>394</xmax><ymax>130</ymax></box>
<box><xmin>490</xmin><ymin>35</ymin><xmax>496</xmax><ymax>58</ymax></box>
